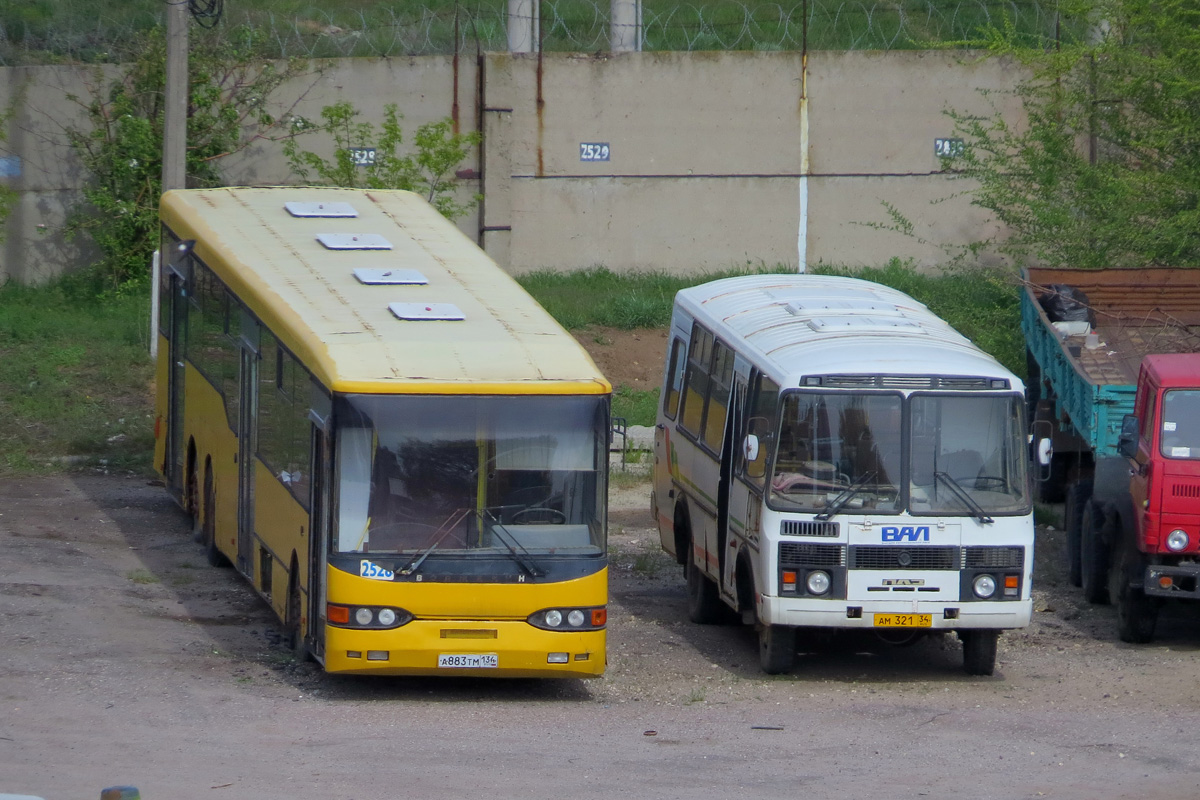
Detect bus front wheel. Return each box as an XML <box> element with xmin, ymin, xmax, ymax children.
<box><xmin>758</xmin><ymin>623</ymin><xmax>795</xmax><ymax>675</ymax></box>
<box><xmin>960</xmin><ymin>629</ymin><xmax>999</xmax><ymax>676</ymax></box>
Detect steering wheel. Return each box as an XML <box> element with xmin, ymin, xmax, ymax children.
<box><xmin>972</xmin><ymin>476</ymin><xmax>1007</xmax><ymax>491</ymax></box>
<box><xmin>511</xmin><ymin>507</ymin><xmax>567</xmax><ymax>524</ymax></box>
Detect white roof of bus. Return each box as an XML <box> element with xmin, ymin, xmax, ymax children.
<box><xmin>159</xmin><ymin>187</ymin><xmax>609</xmax><ymax>395</ymax></box>
<box><xmin>675</xmin><ymin>274</ymin><xmax>1019</xmax><ymax>388</ymax></box>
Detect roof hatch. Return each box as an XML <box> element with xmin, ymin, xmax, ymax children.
<box><xmin>389</xmin><ymin>302</ymin><xmax>465</xmax><ymax>321</ymax></box>
<box><xmin>317</xmin><ymin>233</ymin><xmax>392</xmax><ymax>250</ymax></box>
<box><xmin>284</xmin><ymin>201</ymin><xmax>358</xmax><ymax>218</ymax></box>
<box><xmin>354</xmin><ymin>268</ymin><xmax>428</xmax><ymax>285</ymax></box>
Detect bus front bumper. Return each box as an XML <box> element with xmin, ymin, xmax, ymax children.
<box><xmin>759</xmin><ymin>596</ymin><xmax>1032</xmax><ymax>631</ymax></box>
<box><xmin>323</xmin><ymin>619</ymin><xmax>606</xmax><ymax>678</ymax></box>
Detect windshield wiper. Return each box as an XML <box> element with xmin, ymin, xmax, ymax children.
<box><xmin>934</xmin><ymin>472</ymin><xmax>994</xmax><ymax>524</ymax></box>
<box><xmin>483</xmin><ymin>511</ymin><xmax>546</xmax><ymax>578</ymax></box>
<box><xmin>399</xmin><ymin>508</ymin><xmax>472</xmax><ymax>576</ymax></box>
<box><xmin>815</xmin><ymin>471</ymin><xmax>876</xmax><ymax>522</ymax></box>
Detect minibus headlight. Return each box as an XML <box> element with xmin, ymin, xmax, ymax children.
<box><xmin>377</xmin><ymin>608</ymin><xmax>397</xmax><ymax>626</ymax></box>
<box><xmin>544</xmin><ymin>609</ymin><xmax>563</xmax><ymax>627</ymax></box>
<box><xmin>1167</xmin><ymin>529</ymin><xmax>1189</xmax><ymax>552</ymax></box>
<box><xmin>973</xmin><ymin>574</ymin><xmax>997</xmax><ymax>599</ymax></box>
<box><xmin>567</xmin><ymin>609</ymin><xmax>586</xmax><ymax>627</ymax></box>
<box><xmin>355</xmin><ymin>607</ymin><xmax>374</xmax><ymax>626</ymax></box>
<box><xmin>806</xmin><ymin>570</ymin><xmax>831</xmax><ymax>596</ymax></box>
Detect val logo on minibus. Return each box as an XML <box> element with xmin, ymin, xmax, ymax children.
<box><xmin>881</xmin><ymin>526</ymin><xmax>931</xmax><ymax>542</ymax></box>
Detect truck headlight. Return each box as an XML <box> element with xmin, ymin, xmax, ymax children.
<box><xmin>1167</xmin><ymin>529</ymin><xmax>1189</xmax><ymax>552</ymax></box>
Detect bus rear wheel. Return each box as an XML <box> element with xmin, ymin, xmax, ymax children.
<box><xmin>960</xmin><ymin>629</ymin><xmax>999</xmax><ymax>676</ymax></box>
<box><xmin>201</xmin><ymin>471</ymin><xmax>228</xmax><ymax>568</ymax></box>
<box><xmin>685</xmin><ymin>534</ymin><xmax>724</xmax><ymax>625</ymax></box>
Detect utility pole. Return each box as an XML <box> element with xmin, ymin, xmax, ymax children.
<box><xmin>162</xmin><ymin>0</ymin><xmax>189</xmax><ymax>192</ymax></box>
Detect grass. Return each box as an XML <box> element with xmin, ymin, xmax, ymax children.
<box><xmin>0</xmin><ymin>0</ymin><xmax>1080</xmax><ymax>64</ymax></box>
<box><xmin>517</xmin><ymin>264</ymin><xmax>779</xmax><ymax>331</ymax></box>
<box><xmin>0</xmin><ymin>279</ymin><xmax>155</xmax><ymax>476</ymax></box>
<box><xmin>0</xmin><ymin>260</ymin><xmax>1027</xmax><ymax>476</ymax></box>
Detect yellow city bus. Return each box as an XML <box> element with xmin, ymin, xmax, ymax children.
<box><xmin>153</xmin><ymin>187</ymin><xmax>611</xmax><ymax>677</ymax></box>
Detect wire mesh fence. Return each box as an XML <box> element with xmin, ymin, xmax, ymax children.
<box><xmin>1</xmin><ymin>0</ymin><xmax>1084</xmax><ymax>65</ymax></box>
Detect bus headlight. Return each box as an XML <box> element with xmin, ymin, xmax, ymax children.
<box><xmin>529</xmin><ymin>607</ymin><xmax>607</xmax><ymax>631</ymax></box>
<box><xmin>327</xmin><ymin>604</ymin><xmax>412</xmax><ymax>629</ymax></box>
<box><xmin>806</xmin><ymin>570</ymin><xmax>831</xmax><ymax>596</ymax></box>
<box><xmin>1167</xmin><ymin>529</ymin><xmax>1190</xmax><ymax>552</ymax></box>
<box><xmin>973</xmin><ymin>574</ymin><xmax>997</xmax><ymax>599</ymax></box>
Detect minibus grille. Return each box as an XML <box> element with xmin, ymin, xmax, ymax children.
<box><xmin>850</xmin><ymin>546</ymin><xmax>957</xmax><ymax>570</ymax></box>
<box><xmin>962</xmin><ymin>546</ymin><xmax>1025</xmax><ymax>569</ymax></box>
<box><xmin>778</xmin><ymin>542</ymin><xmax>846</xmax><ymax>568</ymax></box>
<box><xmin>780</xmin><ymin>520</ymin><xmax>840</xmax><ymax>538</ymax></box>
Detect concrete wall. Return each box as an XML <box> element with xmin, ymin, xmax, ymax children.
<box><xmin>0</xmin><ymin>50</ymin><xmax>1026</xmax><ymax>284</ymax></box>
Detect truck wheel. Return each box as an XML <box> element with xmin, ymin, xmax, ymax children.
<box><xmin>1111</xmin><ymin>547</ymin><xmax>1158</xmax><ymax>644</ymax></box>
<box><xmin>1064</xmin><ymin>481</ymin><xmax>1091</xmax><ymax>587</ymax></box>
<box><xmin>685</xmin><ymin>533</ymin><xmax>724</xmax><ymax>625</ymax></box>
<box><xmin>758</xmin><ymin>622</ymin><xmax>796</xmax><ymax>674</ymax></box>
<box><xmin>960</xmin><ymin>629</ymin><xmax>999</xmax><ymax>676</ymax></box>
<box><xmin>1080</xmin><ymin>503</ymin><xmax>1109</xmax><ymax>604</ymax></box>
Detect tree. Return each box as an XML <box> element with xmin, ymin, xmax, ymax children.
<box><xmin>63</xmin><ymin>26</ymin><xmax>308</xmax><ymax>295</ymax></box>
<box><xmin>949</xmin><ymin>0</ymin><xmax>1200</xmax><ymax>268</ymax></box>
<box><xmin>281</xmin><ymin>101</ymin><xmax>481</xmax><ymax>222</ymax></box>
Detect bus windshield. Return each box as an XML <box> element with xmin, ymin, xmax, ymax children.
<box><xmin>768</xmin><ymin>391</ymin><xmax>1030</xmax><ymax>516</ymax></box>
<box><xmin>333</xmin><ymin>394</ymin><xmax>608</xmax><ymax>557</ymax></box>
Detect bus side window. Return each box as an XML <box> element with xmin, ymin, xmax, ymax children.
<box><xmin>679</xmin><ymin>326</ymin><xmax>712</xmax><ymax>437</ymax></box>
<box><xmin>702</xmin><ymin>341</ymin><xmax>734</xmax><ymax>450</ymax></box>
<box><xmin>662</xmin><ymin>337</ymin><xmax>686</xmax><ymax>420</ymax></box>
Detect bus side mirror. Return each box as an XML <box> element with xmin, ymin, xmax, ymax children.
<box><xmin>743</xmin><ymin>434</ymin><xmax>760</xmax><ymax>463</ymax></box>
<box><xmin>1036</xmin><ymin>437</ymin><xmax>1053</xmax><ymax>467</ymax></box>
<box><xmin>1118</xmin><ymin>414</ymin><xmax>1139</xmax><ymax>459</ymax></box>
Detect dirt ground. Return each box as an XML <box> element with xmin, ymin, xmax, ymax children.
<box><xmin>4</xmin><ymin>469</ymin><xmax>1200</xmax><ymax>799</ymax></box>
<box><xmin>572</xmin><ymin>326</ymin><xmax>668</xmax><ymax>391</ymax></box>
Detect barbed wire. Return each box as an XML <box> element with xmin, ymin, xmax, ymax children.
<box><xmin>0</xmin><ymin>0</ymin><xmax>1083</xmax><ymax>66</ymax></box>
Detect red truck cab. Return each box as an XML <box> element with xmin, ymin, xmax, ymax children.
<box><xmin>1124</xmin><ymin>354</ymin><xmax>1200</xmax><ymax>595</ymax></box>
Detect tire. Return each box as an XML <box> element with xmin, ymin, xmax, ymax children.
<box><xmin>960</xmin><ymin>630</ymin><xmax>999</xmax><ymax>676</ymax></box>
<box><xmin>1111</xmin><ymin>546</ymin><xmax>1158</xmax><ymax>644</ymax></box>
<box><xmin>286</xmin><ymin>571</ymin><xmax>311</xmax><ymax>661</ymax></box>
<box><xmin>758</xmin><ymin>623</ymin><xmax>796</xmax><ymax>675</ymax></box>
<box><xmin>201</xmin><ymin>471</ymin><xmax>229</xmax><ymax>568</ymax></box>
<box><xmin>685</xmin><ymin>534</ymin><xmax>724</xmax><ymax>625</ymax></box>
<box><xmin>1080</xmin><ymin>503</ymin><xmax>1109</xmax><ymax>604</ymax></box>
<box><xmin>1064</xmin><ymin>480</ymin><xmax>1092</xmax><ymax>588</ymax></box>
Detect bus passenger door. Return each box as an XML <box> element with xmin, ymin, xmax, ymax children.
<box><xmin>236</xmin><ymin>316</ymin><xmax>260</xmax><ymax>576</ymax></box>
<box><xmin>307</xmin><ymin>398</ymin><xmax>332</xmax><ymax>662</ymax></box>
<box><xmin>163</xmin><ymin>247</ymin><xmax>191</xmax><ymax>500</ymax></box>
<box><xmin>717</xmin><ymin>379</ymin><xmax>746</xmax><ymax>598</ymax></box>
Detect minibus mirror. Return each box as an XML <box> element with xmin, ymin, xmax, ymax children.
<box><xmin>1036</xmin><ymin>437</ymin><xmax>1053</xmax><ymax>467</ymax></box>
<box><xmin>743</xmin><ymin>434</ymin><xmax>760</xmax><ymax>463</ymax></box>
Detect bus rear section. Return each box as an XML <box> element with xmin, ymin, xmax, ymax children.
<box><xmin>652</xmin><ymin>274</ymin><xmax>1034</xmax><ymax>676</ymax></box>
